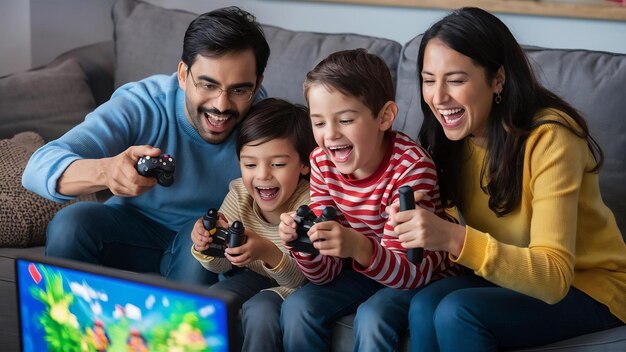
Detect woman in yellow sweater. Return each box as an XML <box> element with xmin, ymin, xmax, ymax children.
<box><xmin>387</xmin><ymin>7</ymin><xmax>626</xmax><ymax>351</ymax></box>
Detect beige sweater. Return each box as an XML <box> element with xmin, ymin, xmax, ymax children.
<box><xmin>192</xmin><ymin>178</ymin><xmax>310</xmax><ymax>299</ymax></box>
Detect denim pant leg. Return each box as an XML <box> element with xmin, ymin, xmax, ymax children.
<box><xmin>209</xmin><ymin>269</ymin><xmax>277</xmax><ymax>351</ymax></box>
<box><xmin>210</xmin><ymin>268</ymin><xmax>277</xmax><ymax>307</ymax></box>
<box><xmin>354</xmin><ymin>286</ymin><xmax>418</xmax><ymax>352</ymax></box>
<box><xmin>161</xmin><ymin>218</ymin><xmax>219</xmax><ymax>285</ymax></box>
<box><xmin>46</xmin><ymin>202</ymin><xmax>175</xmax><ymax>273</ymax></box>
<box><xmin>409</xmin><ymin>275</ymin><xmax>492</xmax><ymax>352</ymax></box>
<box><xmin>280</xmin><ymin>270</ymin><xmax>382</xmax><ymax>352</ymax></box>
<box><xmin>434</xmin><ymin>283</ymin><xmax>624</xmax><ymax>352</ymax></box>
<box><xmin>242</xmin><ymin>290</ymin><xmax>284</xmax><ymax>352</ymax></box>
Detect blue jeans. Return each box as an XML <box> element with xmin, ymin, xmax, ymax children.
<box><xmin>242</xmin><ymin>290</ymin><xmax>284</xmax><ymax>352</ymax></box>
<box><xmin>354</xmin><ymin>287</ymin><xmax>418</xmax><ymax>351</ymax></box>
<box><xmin>209</xmin><ymin>268</ymin><xmax>279</xmax><ymax>352</ymax></box>
<box><xmin>45</xmin><ymin>202</ymin><xmax>218</xmax><ymax>285</ymax></box>
<box><xmin>409</xmin><ymin>275</ymin><xmax>624</xmax><ymax>352</ymax></box>
<box><xmin>280</xmin><ymin>270</ymin><xmax>383</xmax><ymax>352</ymax></box>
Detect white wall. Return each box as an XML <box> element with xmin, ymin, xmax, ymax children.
<box><xmin>0</xmin><ymin>0</ymin><xmax>31</xmax><ymax>77</ymax></box>
<box><xmin>0</xmin><ymin>0</ymin><xmax>625</xmax><ymax>76</ymax></box>
<box><xmin>152</xmin><ymin>0</ymin><xmax>626</xmax><ymax>53</ymax></box>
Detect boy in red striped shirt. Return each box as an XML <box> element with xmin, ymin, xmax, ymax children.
<box><xmin>278</xmin><ymin>48</ymin><xmax>460</xmax><ymax>351</ymax></box>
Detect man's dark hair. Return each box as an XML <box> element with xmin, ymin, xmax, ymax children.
<box><xmin>182</xmin><ymin>6</ymin><xmax>270</xmax><ymax>77</ymax></box>
<box><xmin>237</xmin><ymin>98</ymin><xmax>315</xmax><ymax>179</ymax></box>
<box><xmin>303</xmin><ymin>48</ymin><xmax>395</xmax><ymax>117</ymax></box>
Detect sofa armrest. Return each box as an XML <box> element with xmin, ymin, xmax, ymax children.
<box><xmin>49</xmin><ymin>41</ymin><xmax>115</xmax><ymax>106</ymax></box>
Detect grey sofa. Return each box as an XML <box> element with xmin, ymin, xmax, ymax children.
<box><xmin>1</xmin><ymin>0</ymin><xmax>625</xmax><ymax>350</ymax></box>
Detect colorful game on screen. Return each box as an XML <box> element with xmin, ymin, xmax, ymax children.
<box><xmin>15</xmin><ymin>257</ymin><xmax>234</xmax><ymax>352</ymax></box>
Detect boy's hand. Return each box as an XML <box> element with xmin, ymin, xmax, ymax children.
<box><xmin>278</xmin><ymin>211</ymin><xmax>298</xmax><ymax>247</ymax></box>
<box><xmin>191</xmin><ymin>217</ymin><xmax>213</xmax><ymax>252</ymax></box>
<box><xmin>225</xmin><ymin>231</ymin><xmax>283</xmax><ymax>267</ymax></box>
<box><xmin>191</xmin><ymin>211</ymin><xmax>228</xmax><ymax>253</ymax></box>
<box><xmin>308</xmin><ymin>221</ymin><xmax>372</xmax><ymax>263</ymax></box>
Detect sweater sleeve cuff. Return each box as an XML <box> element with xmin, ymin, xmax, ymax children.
<box><xmin>450</xmin><ymin>225</ymin><xmax>489</xmax><ymax>271</ymax></box>
<box><xmin>190</xmin><ymin>245</ymin><xmax>215</xmax><ymax>262</ymax></box>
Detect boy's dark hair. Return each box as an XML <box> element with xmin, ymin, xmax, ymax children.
<box><xmin>181</xmin><ymin>6</ymin><xmax>270</xmax><ymax>78</ymax></box>
<box><xmin>237</xmin><ymin>98</ymin><xmax>316</xmax><ymax>178</ymax></box>
<box><xmin>303</xmin><ymin>48</ymin><xmax>395</xmax><ymax>117</ymax></box>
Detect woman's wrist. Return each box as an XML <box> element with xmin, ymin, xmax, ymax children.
<box><xmin>448</xmin><ymin>223</ymin><xmax>466</xmax><ymax>258</ymax></box>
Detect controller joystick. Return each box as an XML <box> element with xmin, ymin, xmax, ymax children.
<box><xmin>399</xmin><ymin>186</ymin><xmax>423</xmax><ymax>264</ymax></box>
<box><xmin>200</xmin><ymin>208</ymin><xmax>246</xmax><ymax>257</ymax></box>
<box><xmin>136</xmin><ymin>154</ymin><xmax>175</xmax><ymax>187</ymax></box>
<box><xmin>287</xmin><ymin>205</ymin><xmax>337</xmax><ymax>254</ymax></box>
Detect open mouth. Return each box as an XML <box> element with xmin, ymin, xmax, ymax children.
<box><xmin>204</xmin><ymin>112</ymin><xmax>230</xmax><ymax>130</ymax></box>
<box><xmin>256</xmin><ymin>186</ymin><xmax>279</xmax><ymax>201</ymax></box>
<box><xmin>328</xmin><ymin>145</ymin><xmax>353</xmax><ymax>163</ymax></box>
<box><xmin>439</xmin><ymin>108</ymin><xmax>465</xmax><ymax>126</ymax></box>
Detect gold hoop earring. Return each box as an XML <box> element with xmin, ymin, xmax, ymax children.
<box><xmin>494</xmin><ymin>92</ymin><xmax>502</xmax><ymax>104</ymax></box>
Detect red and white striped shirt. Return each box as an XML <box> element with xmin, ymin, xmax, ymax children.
<box><xmin>291</xmin><ymin>131</ymin><xmax>459</xmax><ymax>289</ymax></box>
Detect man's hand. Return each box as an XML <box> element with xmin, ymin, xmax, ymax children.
<box><xmin>57</xmin><ymin>145</ymin><xmax>162</xmax><ymax>197</ymax></box>
<box><xmin>102</xmin><ymin>145</ymin><xmax>162</xmax><ymax>196</ymax></box>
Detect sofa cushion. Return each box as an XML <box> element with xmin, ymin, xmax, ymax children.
<box><xmin>0</xmin><ymin>132</ymin><xmax>96</xmax><ymax>248</ymax></box>
<box><xmin>112</xmin><ymin>0</ymin><xmax>195</xmax><ymax>88</ymax></box>
<box><xmin>0</xmin><ymin>58</ymin><xmax>96</xmax><ymax>142</ymax></box>
<box><xmin>525</xmin><ymin>47</ymin><xmax>626</xmax><ymax>236</ymax></box>
<box><xmin>393</xmin><ymin>34</ymin><xmax>423</xmax><ymax>143</ymax></box>
<box><xmin>262</xmin><ymin>25</ymin><xmax>402</xmax><ymax>105</ymax></box>
<box><xmin>395</xmin><ymin>34</ymin><xmax>626</xmax><ymax>237</ymax></box>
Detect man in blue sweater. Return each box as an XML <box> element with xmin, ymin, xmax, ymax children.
<box><xmin>22</xmin><ymin>7</ymin><xmax>269</xmax><ymax>285</ymax></box>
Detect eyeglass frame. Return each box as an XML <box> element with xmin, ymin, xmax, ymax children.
<box><xmin>186</xmin><ymin>67</ymin><xmax>257</xmax><ymax>102</ymax></box>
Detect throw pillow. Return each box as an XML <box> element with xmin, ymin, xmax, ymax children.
<box><xmin>0</xmin><ymin>58</ymin><xmax>96</xmax><ymax>142</ymax></box>
<box><xmin>0</xmin><ymin>131</ymin><xmax>96</xmax><ymax>247</ymax></box>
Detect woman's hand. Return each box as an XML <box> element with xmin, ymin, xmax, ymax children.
<box><xmin>388</xmin><ymin>192</ymin><xmax>465</xmax><ymax>257</ymax></box>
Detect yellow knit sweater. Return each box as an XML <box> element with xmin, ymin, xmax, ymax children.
<box><xmin>452</xmin><ymin>108</ymin><xmax>626</xmax><ymax>323</ymax></box>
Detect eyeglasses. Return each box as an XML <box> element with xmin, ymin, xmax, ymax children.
<box><xmin>187</xmin><ymin>68</ymin><xmax>255</xmax><ymax>103</ymax></box>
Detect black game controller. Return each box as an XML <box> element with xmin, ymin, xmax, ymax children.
<box><xmin>136</xmin><ymin>154</ymin><xmax>175</xmax><ymax>187</ymax></box>
<box><xmin>287</xmin><ymin>205</ymin><xmax>337</xmax><ymax>254</ymax></box>
<box><xmin>200</xmin><ymin>208</ymin><xmax>246</xmax><ymax>257</ymax></box>
<box><xmin>399</xmin><ymin>185</ymin><xmax>423</xmax><ymax>264</ymax></box>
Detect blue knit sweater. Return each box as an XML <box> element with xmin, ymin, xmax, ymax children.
<box><xmin>22</xmin><ymin>73</ymin><xmax>266</xmax><ymax>231</ymax></box>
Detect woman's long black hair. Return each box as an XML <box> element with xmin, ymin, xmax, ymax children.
<box><xmin>417</xmin><ymin>7</ymin><xmax>603</xmax><ymax>216</ymax></box>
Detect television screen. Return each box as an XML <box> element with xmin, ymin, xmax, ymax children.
<box><xmin>15</xmin><ymin>256</ymin><xmax>235</xmax><ymax>352</ymax></box>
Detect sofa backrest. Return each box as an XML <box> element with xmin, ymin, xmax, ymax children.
<box><xmin>112</xmin><ymin>0</ymin><xmax>624</xmax><ymax>238</ymax></box>
<box><xmin>394</xmin><ymin>34</ymin><xmax>626</xmax><ymax>237</ymax></box>
<box><xmin>261</xmin><ymin>25</ymin><xmax>401</xmax><ymax>106</ymax></box>
<box><xmin>111</xmin><ymin>0</ymin><xmax>402</xmax><ymax>106</ymax></box>
<box><xmin>112</xmin><ymin>0</ymin><xmax>194</xmax><ymax>87</ymax></box>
